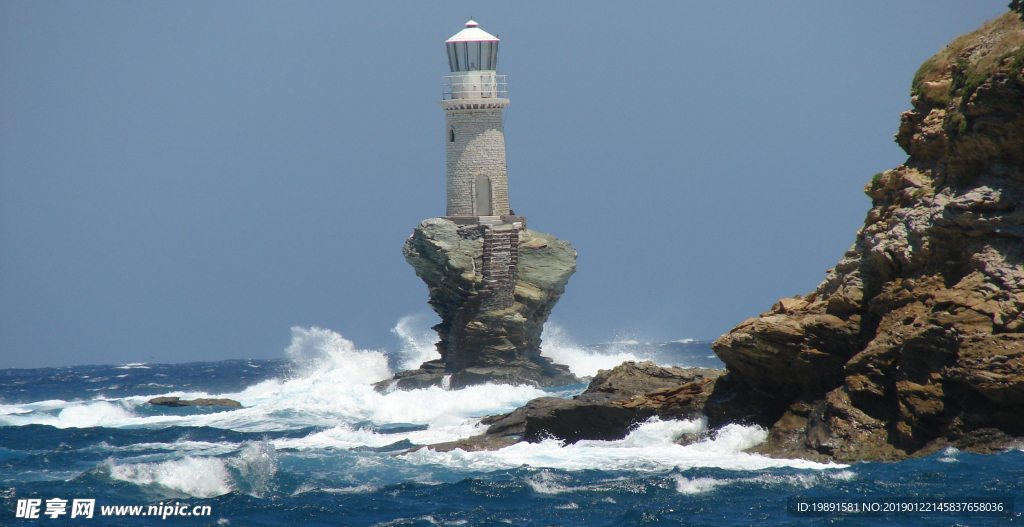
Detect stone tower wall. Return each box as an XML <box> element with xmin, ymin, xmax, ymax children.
<box><xmin>445</xmin><ymin>108</ymin><xmax>510</xmax><ymax>217</ymax></box>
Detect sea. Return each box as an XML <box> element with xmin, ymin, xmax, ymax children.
<box><xmin>1</xmin><ymin>318</ymin><xmax>1022</xmax><ymax>526</ymax></box>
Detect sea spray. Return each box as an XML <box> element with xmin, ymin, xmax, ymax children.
<box><xmin>283</xmin><ymin>326</ymin><xmax>391</xmax><ymax>383</ymax></box>
<box><xmin>230</xmin><ymin>441</ymin><xmax>279</xmax><ymax>497</ymax></box>
<box><xmin>540</xmin><ymin>323</ymin><xmax>648</xmax><ymax>377</ymax></box>
<box><xmin>390</xmin><ymin>315</ymin><xmax>441</xmax><ymax>371</ymax></box>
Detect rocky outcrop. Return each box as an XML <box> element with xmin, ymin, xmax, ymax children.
<box><xmin>423</xmin><ymin>361</ymin><xmax>722</xmax><ymax>452</ymax></box>
<box><xmin>713</xmin><ymin>12</ymin><xmax>1024</xmax><ymax>462</ymax></box>
<box><xmin>147</xmin><ymin>397</ymin><xmax>242</xmax><ymax>409</ymax></box>
<box><xmin>379</xmin><ymin>218</ymin><xmax>580</xmax><ymax>390</ymax></box>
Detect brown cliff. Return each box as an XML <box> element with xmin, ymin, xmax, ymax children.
<box><xmin>713</xmin><ymin>12</ymin><xmax>1024</xmax><ymax>462</ymax></box>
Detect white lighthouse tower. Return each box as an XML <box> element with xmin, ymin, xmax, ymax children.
<box><xmin>441</xmin><ymin>20</ymin><xmax>511</xmax><ymax>221</ymax></box>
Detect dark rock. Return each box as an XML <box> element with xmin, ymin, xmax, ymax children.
<box><xmin>417</xmin><ymin>361</ymin><xmax>723</xmax><ymax>452</ymax></box>
<box><xmin>417</xmin><ymin>434</ymin><xmax>520</xmax><ymax>453</ymax></box>
<box><xmin>352</xmin><ymin>439</ymin><xmax>418</xmax><ymax>453</ymax></box>
<box><xmin>584</xmin><ymin>360</ymin><xmax>720</xmax><ymax>399</ymax></box>
<box><xmin>147</xmin><ymin>396</ymin><xmax>242</xmax><ymax>409</ymax></box>
<box><xmin>373</xmin><ymin>361</ymin><xmax>448</xmax><ymax>392</ymax></box>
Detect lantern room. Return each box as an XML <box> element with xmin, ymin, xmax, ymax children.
<box><xmin>445</xmin><ymin>20</ymin><xmax>498</xmax><ymax>72</ymax></box>
<box><xmin>443</xmin><ymin>20</ymin><xmax>506</xmax><ymax>100</ymax></box>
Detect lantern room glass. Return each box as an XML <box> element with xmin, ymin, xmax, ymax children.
<box><xmin>446</xmin><ymin>41</ymin><xmax>498</xmax><ymax>72</ymax></box>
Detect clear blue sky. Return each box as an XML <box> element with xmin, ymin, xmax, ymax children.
<box><xmin>0</xmin><ymin>1</ymin><xmax>1011</xmax><ymax>368</ymax></box>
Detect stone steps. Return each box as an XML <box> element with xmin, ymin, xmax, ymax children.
<box><xmin>479</xmin><ymin>227</ymin><xmax>520</xmax><ymax>311</ymax></box>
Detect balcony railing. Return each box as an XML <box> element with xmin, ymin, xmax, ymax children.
<box><xmin>442</xmin><ymin>74</ymin><xmax>507</xmax><ymax>100</ymax></box>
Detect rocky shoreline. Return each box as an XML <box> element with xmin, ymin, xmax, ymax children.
<box><xmin>417</xmin><ymin>12</ymin><xmax>1024</xmax><ymax>463</ymax></box>
<box><xmin>710</xmin><ymin>12</ymin><xmax>1024</xmax><ymax>462</ymax></box>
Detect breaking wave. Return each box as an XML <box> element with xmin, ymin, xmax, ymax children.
<box><xmin>540</xmin><ymin>324</ymin><xmax>649</xmax><ymax>377</ymax></box>
<box><xmin>2</xmin><ymin>318</ymin><xmax>841</xmax><ymax>489</ymax></box>
<box><xmin>401</xmin><ymin>418</ymin><xmax>840</xmax><ymax>472</ymax></box>
<box><xmin>106</xmin><ymin>456</ymin><xmax>233</xmax><ymax>498</ymax></box>
<box><xmin>390</xmin><ymin>315</ymin><xmax>441</xmax><ymax>371</ymax></box>
<box><xmin>104</xmin><ymin>441</ymin><xmax>279</xmax><ymax>498</ymax></box>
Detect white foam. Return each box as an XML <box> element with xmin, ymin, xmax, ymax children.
<box><xmin>104</xmin><ymin>441</ymin><xmax>279</xmax><ymax>498</ymax></box>
<box><xmin>2</xmin><ymin>399</ymin><xmax>72</xmax><ymax>414</ymax></box>
<box><xmin>0</xmin><ymin>326</ymin><xmax>550</xmax><ymax>446</ymax></box>
<box><xmin>673</xmin><ymin>475</ymin><xmax>729</xmax><ymax>494</ymax></box>
<box><xmin>107</xmin><ymin>456</ymin><xmax>233</xmax><ymax>498</ymax></box>
<box><xmin>284</xmin><ymin>326</ymin><xmax>391</xmax><ymax>383</ymax></box>
<box><xmin>317</xmin><ymin>484</ymin><xmax>380</xmax><ymax>495</ymax></box>
<box><xmin>403</xmin><ymin>418</ymin><xmax>841</xmax><ymax>472</ymax></box>
<box><xmin>526</xmin><ymin>470</ymin><xmax>572</xmax><ymax>494</ymax></box>
<box><xmin>938</xmin><ymin>446</ymin><xmax>960</xmax><ymax>463</ymax></box>
<box><xmin>0</xmin><ymin>401</ymin><xmax>137</xmax><ymax>429</ymax></box>
<box><xmin>0</xmin><ymin>405</ymin><xmax>32</xmax><ymax>416</ymax></box>
<box><xmin>115</xmin><ymin>363</ymin><xmax>151</xmax><ymax>370</ymax></box>
<box><xmin>271</xmin><ymin>382</ymin><xmax>548</xmax><ymax>450</ymax></box>
<box><xmin>540</xmin><ymin>324</ymin><xmax>648</xmax><ymax>377</ymax></box>
<box><xmin>672</xmin><ymin>468</ymin><xmax>859</xmax><ymax>494</ymax></box>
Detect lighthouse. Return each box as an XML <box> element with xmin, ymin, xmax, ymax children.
<box><xmin>441</xmin><ymin>20</ymin><xmax>511</xmax><ymax>221</ymax></box>
<box><xmin>383</xmin><ymin>19</ymin><xmax>579</xmax><ymax>390</ymax></box>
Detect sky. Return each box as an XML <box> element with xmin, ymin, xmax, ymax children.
<box><xmin>0</xmin><ymin>1</ymin><xmax>1013</xmax><ymax>369</ymax></box>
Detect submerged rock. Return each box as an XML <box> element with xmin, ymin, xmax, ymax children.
<box><xmin>713</xmin><ymin>12</ymin><xmax>1024</xmax><ymax>463</ymax></box>
<box><xmin>147</xmin><ymin>396</ymin><xmax>242</xmax><ymax>409</ymax></box>
<box><xmin>379</xmin><ymin>218</ymin><xmax>580</xmax><ymax>390</ymax></box>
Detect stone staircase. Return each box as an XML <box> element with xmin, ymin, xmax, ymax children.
<box><xmin>478</xmin><ymin>215</ymin><xmax>503</xmax><ymax>226</ymax></box>
<box><xmin>479</xmin><ymin>226</ymin><xmax>519</xmax><ymax>311</ymax></box>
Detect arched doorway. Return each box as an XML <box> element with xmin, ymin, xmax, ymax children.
<box><xmin>474</xmin><ymin>176</ymin><xmax>492</xmax><ymax>216</ymax></box>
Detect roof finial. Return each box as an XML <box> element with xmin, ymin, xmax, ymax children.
<box><xmin>466</xmin><ymin>19</ymin><xmax>478</xmax><ymax>27</ymax></box>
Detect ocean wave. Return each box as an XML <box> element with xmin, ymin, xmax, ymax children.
<box><xmin>106</xmin><ymin>456</ymin><xmax>234</xmax><ymax>498</ymax></box>
<box><xmin>0</xmin><ymin>400</ymin><xmax>137</xmax><ymax>429</ymax></box>
<box><xmin>0</xmin><ymin>325</ymin><xmax>551</xmax><ymax>457</ymax></box>
<box><xmin>115</xmin><ymin>363</ymin><xmax>151</xmax><ymax>370</ymax></box>
<box><xmin>1</xmin><ymin>322</ymin><xmax>734</xmax><ymax>477</ymax></box>
<box><xmin>229</xmin><ymin>441</ymin><xmax>278</xmax><ymax>497</ymax></box>
<box><xmin>673</xmin><ymin>469</ymin><xmax>857</xmax><ymax>495</ymax></box>
<box><xmin>89</xmin><ymin>440</ymin><xmax>241</xmax><ymax>457</ymax></box>
<box><xmin>104</xmin><ymin>440</ymin><xmax>278</xmax><ymax>499</ymax></box>
<box><xmin>526</xmin><ymin>470</ymin><xmax>574</xmax><ymax>494</ymax></box>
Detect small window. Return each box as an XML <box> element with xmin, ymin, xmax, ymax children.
<box><xmin>449</xmin><ymin>129</ymin><xmax>455</xmax><ymax>142</ymax></box>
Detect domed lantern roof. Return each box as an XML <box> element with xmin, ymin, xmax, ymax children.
<box><xmin>446</xmin><ymin>20</ymin><xmax>499</xmax><ymax>72</ymax></box>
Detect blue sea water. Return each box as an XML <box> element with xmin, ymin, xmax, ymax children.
<box><xmin>1</xmin><ymin>321</ymin><xmax>1022</xmax><ymax>526</ymax></box>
